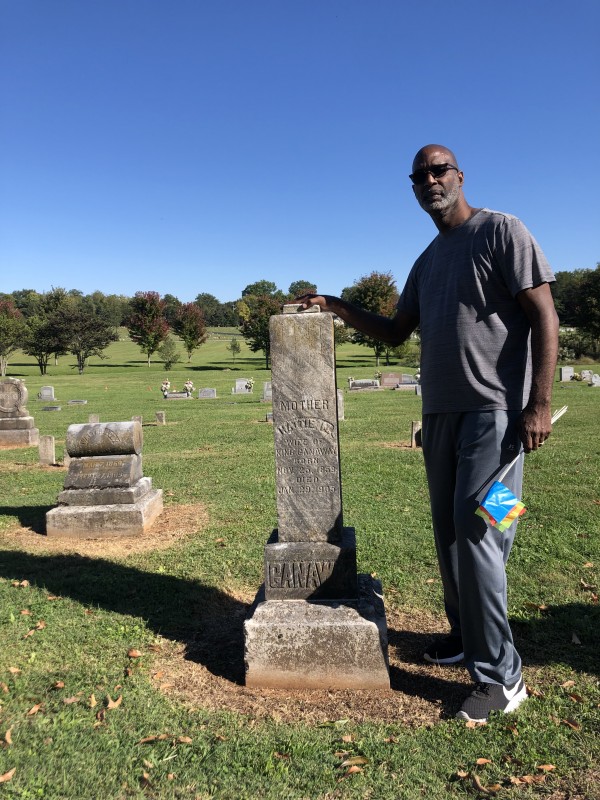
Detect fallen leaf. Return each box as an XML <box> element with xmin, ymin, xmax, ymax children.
<box><xmin>425</xmin><ymin>578</ymin><xmax>436</xmax><ymax>584</ymax></box>
<box><xmin>147</xmin><ymin>645</ymin><xmax>162</xmax><ymax>653</ymax></box>
<box><xmin>127</xmin><ymin>649</ymin><xmax>142</xmax><ymax>659</ymax></box>
<box><xmin>338</xmin><ymin>765</ymin><xmax>363</xmax><ymax>780</ymax></box>
<box><xmin>95</xmin><ymin>709</ymin><xmax>106</xmax><ymax>724</ymax></box>
<box><xmin>568</xmin><ymin>693</ymin><xmax>585</xmax><ymax>703</ymax></box>
<box><xmin>341</xmin><ymin>734</ymin><xmax>354</xmax><ymax>743</ymax></box>
<box><xmin>583</xmin><ymin>562</ymin><xmax>594</xmax><ymax>568</ymax></box>
<box><xmin>23</xmin><ymin>630</ymin><xmax>35</xmax><ymax>639</ymax></box>
<box><xmin>0</xmin><ymin>768</ymin><xmax>16</xmax><ymax>783</ymax></box>
<box><xmin>476</xmin><ymin>758</ymin><xmax>493</xmax><ymax>765</ymax></box>
<box><xmin>142</xmin><ymin>760</ymin><xmax>153</xmax><ymax>770</ymax></box>
<box><xmin>538</xmin><ymin>764</ymin><xmax>556</xmax><ymax>772</ymax></box>
<box><xmin>27</xmin><ymin>703</ymin><xmax>42</xmax><ymax>716</ymax></box>
<box><xmin>140</xmin><ymin>772</ymin><xmax>152</xmax><ymax>788</ymax></box>
<box><xmin>176</xmin><ymin>736</ymin><xmax>192</xmax><ymax>744</ymax></box>
<box><xmin>465</xmin><ymin>720</ymin><xmax>485</xmax><ymax>728</ymax></box>
<box><xmin>8</xmin><ymin>668</ymin><xmax>21</xmax><ymax>675</ymax></box>
<box><xmin>524</xmin><ymin>601</ymin><xmax>549</xmax><ymax>612</ymax></box>
<box><xmin>106</xmin><ymin>694</ymin><xmax>122</xmax><ymax>709</ymax></box>
<box><xmin>20</xmin><ymin>609</ymin><xmax>32</xmax><ymax>616</ymax></box>
<box><xmin>51</xmin><ymin>681</ymin><xmax>65</xmax><ymax>690</ymax></box>
<box><xmin>0</xmin><ymin>683</ymin><xmax>8</xmax><ymax>694</ymax></box>
<box><xmin>47</xmin><ymin>595</ymin><xmax>59</xmax><ymax>601</ymax></box>
<box><xmin>339</xmin><ymin>756</ymin><xmax>369</xmax><ymax>767</ymax></box>
<box><xmin>507</xmin><ymin>723</ymin><xmax>519</xmax><ymax>736</ymax></box>
<box><xmin>138</xmin><ymin>734</ymin><xmax>169</xmax><ymax>744</ymax></box>
<box><xmin>167</xmin><ymin>773</ymin><xmax>175</xmax><ymax>780</ymax></box>
<box><xmin>580</xmin><ymin>579</ymin><xmax>596</xmax><ymax>591</ymax></box>
<box><xmin>273</xmin><ymin>751</ymin><xmax>290</xmax><ymax>760</ymax></box>
<box><xmin>152</xmin><ymin>671</ymin><xmax>165</xmax><ymax>680</ymax></box>
<box><xmin>456</xmin><ymin>770</ymin><xmax>469</xmax><ymax>779</ymax></box>
<box><xmin>561</xmin><ymin>718</ymin><xmax>580</xmax><ymax>730</ymax></box>
<box><xmin>526</xmin><ymin>685</ymin><xmax>544</xmax><ymax>698</ymax></box>
<box><xmin>89</xmin><ymin>694</ymin><xmax>97</xmax><ymax>708</ymax></box>
<box><xmin>4</xmin><ymin>728</ymin><xmax>13</xmax><ymax>745</ymax></box>
<box><xmin>561</xmin><ymin>680</ymin><xmax>576</xmax><ymax>688</ymax></box>
<box><xmin>35</xmin><ymin>621</ymin><xmax>46</xmax><ymax>630</ymax></box>
<box><xmin>63</xmin><ymin>696</ymin><xmax>80</xmax><ymax>705</ymax></box>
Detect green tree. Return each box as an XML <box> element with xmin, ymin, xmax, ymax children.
<box><xmin>162</xmin><ymin>294</ymin><xmax>183</xmax><ymax>327</ymax></box>
<box><xmin>173</xmin><ymin>303</ymin><xmax>207</xmax><ymax>361</ymax></box>
<box><xmin>288</xmin><ymin>280</ymin><xmax>317</xmax><ymax>299</ymax></box>
<box><xmin>341</xmin><ymin>271</ymin><xmax>399</xmax><ymax>366</ymax></box>
<box><xmin>10</xmin><ymin>289</ymin><xmax>43</xmax><ymax>318</ymax></box>
<box><xmin>62</xmin><ymin>297</ymin><xmax>118</xmax><ymax>374</ymax></box>
<box><xmin>0</xmin><ymin>300</ymin><xmax>27</xmax><ymax>376</ymax></box>
<box><xmin>126</xmin><ymin>292</ymin><xmax>169</xmax><ymax>366</ymax></box>
<box><xmin>572</xmin><ymin>264</ymin><xmax>600</xmax><ymax>355</ymax></box>
<box><xmin>552</xmin><ymin>269</ymin><xmax>589</xmax><ymax>327</ymax></box>
<box><xmin>158</xmin><ymin>335</ymin><xmax>181</xmax><ymax>371</ymax></box>
<box><xmin>22</xmin><ymin>315</ymin><xmax>61</xmax><ymax>375</ymax></box>
<box><xmin>227</xmin><ymin>337</ymin><xmax>241</xmax><ymax>363</ymax></box>
<box><xmin>242</xmin><ymin>280</ymin><xmax>284</xmax><ymax>299</ymax></box>
<box><xmin>238</xmin><ymin>294</ymin><xmax>282</xmax><ymax>368</ymax></box>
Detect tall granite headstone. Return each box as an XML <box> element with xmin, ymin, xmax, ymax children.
<box><xmin>0</xmin><ymin>378</ymin><xmax>40</xmax><ymax>449</ymax></box>
<box><xmin>244</xmin><ymin>305</ymin><xmax>390</xmax><ymax>690</ymax></box>
<box><xmin>45</xmin><ymin>421</ymin><xmax>163</xmax><ymax>538</ymax></box>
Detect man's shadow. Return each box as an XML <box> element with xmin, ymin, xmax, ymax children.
<box><xmin>0</xmin><ymin>549</ymin><xmax>249</xmax><ymax>684</ymax></box>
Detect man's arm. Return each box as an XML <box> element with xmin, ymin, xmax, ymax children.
<box><xmin>516</xmin><ymin>282</ymin><xmax>560</xmax><ymax>453</ymax></box>
<box><xmin>296</xmin><ymin>294</ymin><xmax>418</xmax><ymax>346</ymax></box>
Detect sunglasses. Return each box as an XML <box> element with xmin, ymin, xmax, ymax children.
<box><xmin>409</xmin><ymin>163</ymin><xmax>459</xmax><ymax>185</ymax></box>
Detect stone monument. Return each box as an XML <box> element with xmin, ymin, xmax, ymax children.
<box><xmin>244</xmin><ymin>305</ymin><xmax>390</xmax><ymax>690</ymax></box>
<box><xmin>0</xmin><ymin>378</ymin><xmax>40</xmax><ymax>449</ymax></box>
<box><xmin>45</xmin><ymin>421</ymin><xmax>163</xmax><ymax>538</ymax></box>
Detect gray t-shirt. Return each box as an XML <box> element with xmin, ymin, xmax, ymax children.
<box><xmin>396</xmin><ymin>208</ymin><xmax>555</xmax><ymax>414</ymax></box>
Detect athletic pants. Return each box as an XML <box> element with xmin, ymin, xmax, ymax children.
<box><xmin>421</xmin><ymin>410</ymin><xmax>523</xmax><ymax>686</ymax></box>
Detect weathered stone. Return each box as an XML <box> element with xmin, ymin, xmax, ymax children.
<box><xmin>0</xmin><ymin>378</ymin><xmax>28</xmax><ymax>417</ymax></box>
<box><xmin>0</xmin><ymin>379</ymin><xmax>39</xmax><ymax>448</ymax></box>
<box><xmin>155</xmin><ymin>411</ymin><xmax>166</xmax><ymax>425</ymax></box>
<box><xmin>58</xmin><ymin>477</ymin><xmax>153</xmax><ymax>506</ymax></box>
<box><xmin>68</xmin><ymin>399</ymin><xmax>87</xmax><ymax>405</ymax></box>
<box><xmin>245</xmin><ymin>575</ymin><xmax>390</xmax><ymax>690</ymax></box>
<box><xmin>411</xmin><ymin>420</ymin><xmax>422</xmax><ymax>449</ymax></box>
<box><xmin>88</xmin><ymin>414</ymin><xmax>100</xmax><ymax>423</ymax></box>
<box><xmin>559</xmin><ymin>366</ymin><xmax>574</xmax><ymax>382</ymax></box>
<box><xmin>198</xmin><ymin>388</ymin><xmax>217</xmax><ymax>399</ymax></box>
<box><xmin>63</xmin><ymin>454</ymin><xmax>143</xmax><ymax>489</ymax></box>
<box><xmin>0</xmin><ymin>417</ymin><xmax>36</xmax><ymax>431</ymax></box>
<box><xmin>264</xmin><ymin>528</ymin><xmax>358</xmax><ymax>601</ymax></box>
<box><xmin>45</xmin><ymin>489</ymin><xmax>163</xmax><ymax>538</ymax></box>
<box><xmin>66</xmin><ymin>421</ymin><xmax>142</xmax><ymax>457</ymax></box>
<box><xmin>38</xmin><ymin>386</ymin><xmax>55</xmax><ymax>401</ymax></box>
<box><xmin>39</xmin><ymin>435</ymin><xmax>56</xmax><ymax>465</ymax></box>
<box><xmin>381</xmin><ymin>372</ymin><xmax>401</xmax><ymax>388</ymax></box>
<box><xmin>0</xmin><ymin>429</ymin><xmax>40</xmax><ymax>448</ymax></box>
<box><xmin>336</xmin><ymin>388</ymin><xmax>345</xmax><ymax>421</ymax></box>
<box><xmin>270</xmin><ymin>312</ymin><xmax>342</xmax><ymax>543</ymax></box>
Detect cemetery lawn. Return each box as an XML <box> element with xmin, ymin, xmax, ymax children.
<box><xmin>0</xmin><ymin>335</ymin><xmax>598</xmax><ymax>799</ymax></box>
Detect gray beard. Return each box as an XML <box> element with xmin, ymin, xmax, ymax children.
<box><xmin>420</xmin><ymin>182</ymin><xmax>462</xmax><ymax>212</ymax></box>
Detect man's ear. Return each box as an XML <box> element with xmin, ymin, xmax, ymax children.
<box><xmin>457</xmin><ymin>170</ymin><xmax>464</xmax><ymax>185</ymax></box>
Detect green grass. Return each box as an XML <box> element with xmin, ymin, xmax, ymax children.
<box><xmin>0</xmin><ymin>336</ymin><xmax>599</xmax><ymax>799</ymax></box>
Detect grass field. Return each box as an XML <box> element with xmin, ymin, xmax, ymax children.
<box><xmin>0</xmin><ymin>333</ymin><xmax>598</xmax><ymax>799</ymax></box>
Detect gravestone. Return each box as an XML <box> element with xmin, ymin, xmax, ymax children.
<box><xmin>42</xmin><ymin>406</ymin><xmax>61</xmax><ymax>412</ymax></box>
<box><xmin>38</xmin><ymin>386</ymin><xmax>55</xmax><ymax>401</ymax></box>
<box><xmin>348</xmin><ymin>378</ymin><xmax>381</xmax><ymax>391</ymax></box>
<box><xmin>0</xmin><ymin>378</ymin><xmax>40</xmax><ymax>449</ymax></box>
<box><xmin>411</xmin><ymin>421</ymin><xmax>422</xmax><ymax>449</ymax></box>
<box><xmin>46</xmin><ymin>421</ymin><xmax>163</xmax><ymax>538</ymax></box>
<box><xmin>39</xmin><ymin>435</ymin><xmax>56</xmax><ymax>465</ymax></box>
<box><xmin>155</xmin><ymin>411</ymin><xmax>166</xmax><ymax>425</ymax></box>
<box><xmin>337</xmin><ymin>388</ymin><xmax>345</xmax><ymax>421</ymax></box>
<box><xmin>244</xmin><ymin>304</ymin><xmax>390</xmax><ymax>690</ymax></box>
<box><xmin>591</xmin><ymin>374</ymin><xmax>600</xmax><ymax>387</ymax></box>
<box><xmin>261</xmin><ymin>382</ymin><xmax>272</xmax><ymax>402</ymax></box>
<box><xmin>89</xmin><ymin>414</ymin><xmax>100</xmax><ymax>424</ymax></box>
<box><xmin>198</xmin><ymin>388</ymin><xmax>217</xmax><ymax>399</ymax></box>
<box><xmin>233</xmin><ymin>378</ymin><xmax>252</xmax><ymax>394</ymax></box>
<box><xmin>580</xmin><ymin>369</ymin><xmax>593</xmax><ymax>382</ymax></box>
<box><xmin>559</xmin><ymin>366</ymin><xmax>574</xmax><ymax>382</ymax></box>
<box><xmin>166</xmin><ymin>392</ymin><xmax>192</xmax><ymax>400</ymax></box>
<box><xmin>131</xmin><ymin>415</ymin><xmax>142</xmax><ymax>425</ymax></box>
<box><xmin>381</xmin><ymin>373</ymin><xmax>401</xmax><ymax>389</ymax></box>
<box><xmin>68</xmin><ymin>399</ymin><xmax>87</xmax><ymax>405</ymax></box>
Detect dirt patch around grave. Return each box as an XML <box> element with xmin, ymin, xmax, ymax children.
<box><xmin>148</xmin><ymin>602</ymin><xmax>473</xmax><ymax>726</ymax></box>
<box><xmin>1</xmin><ymin>502</ymin><xmax>209</xmax><ymax>558</ymax></box>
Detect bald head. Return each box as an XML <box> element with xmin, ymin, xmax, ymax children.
<box><xmin>412</xmin><ymin>144</ymin><xmax>459</xmax><ymax>173</ymax></box>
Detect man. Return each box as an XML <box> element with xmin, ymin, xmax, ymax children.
<box><xmin>298</xmin><ymin>144</ymin><xmax>559</xmax><ymax>722</ymax></box>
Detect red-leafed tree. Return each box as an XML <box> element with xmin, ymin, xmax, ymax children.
<box><xmin>126</xmin><ymin>292</ymin><xmax>169</xmax><ymax>366</ymax></box>
<box><xmin>173</xmin><ymin>302</ymin><xmax>208</xmax><ymax>361</ymax></box>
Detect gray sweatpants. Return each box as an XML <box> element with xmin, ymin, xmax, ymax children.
<box><xmin>421</xmin><ymin>410</ymin><xmax>524</xmax><ymax>686</ymax></box>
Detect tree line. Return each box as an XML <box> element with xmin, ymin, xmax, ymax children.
<box><xmin>1</xmin><ymin>266</ymin><xmax>598</xmax><ymax>376</ymax></box>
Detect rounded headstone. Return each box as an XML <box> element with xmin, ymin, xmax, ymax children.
<box><xmin>65</xmin><ymin>421</ymin><xmax>143</xmax><ymax>457</ymax></box>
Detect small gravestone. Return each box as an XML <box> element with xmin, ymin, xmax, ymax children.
<box><xmin>265</xmin><ymin>411</ymin><xmax>273</xmax><ymax>423</ymax></box>
<box><xmin>559</xmin><ymin>366</ymin><xmax>574</xmax><ymax>382</ymax></box>
<box><xmin>401</xmin><ymin>373</ymin><xmax>417</xmax><ymax>384</ymax></box>
<box><xmin>198</xmin><ymin>388</ymin><xmax>217</xmax><ymax>399</ymax></box>
<box><xmin>38</xmin><ymin>386</ymin><xmax>55</xmax><ymax>401</ymax></box>
<box><xmin>89</xmin><ymin>414</ymin><xmax>100</xmax><ymax>424</ymax></box>
<box><xmin>580</xmin><ymin>369</ymin><xmax>593</xmax><ymax>382</ymax></box>
<box><xmin>0</xmin><ymin>378</ymin><xmax>40</xmax><ymax>449</ymax></box>
<box><xmin>131</xmin><ymin>415</ymin><xmax>142</xmax><ymax>425</ymax></box>
<box><xmin>233</xmin><ymin>378</ymin><xmax>252</xmax><ymax>394</ymax></box>
<box><xmin>415</xmin><ymin>385</ymin><xmax>422</xmax><ymax>396</ymax></box>
<box><xmin>348</xmin><ymin>378</ymin><xmax>380</xmax><ymax>391</ymax></box>
<box><xmin>244</xmin><ymin>305</ymin><xmax>389</xmax><ymax>690</ymax></box>
<box><xmin>155</xmin><ymin>411</ymin><xmax>166</xmax><ymax>425</ymax></box>
<box><xmin>166</xmin><ymin>392</ymin><xmax>192</xmax><ymax>400</ymax></box>
<box><xmin>39</xmin><ymin>435</ymin><xmax>56</xmax><ymax>465</ymax></box>
<box><xmin>261</xmin><ymin>382</ymin><xmax>272</xmax><ymax>402</ymax></box>
<box><xmin>381</xmin><ymin>373</ymin><xmax>401</xmax><ymax>389</ymax></box>
<box><xmin>337</xmin><ymin>388</ymin><xmax>345</xmax><ymax>421</ymax></box>
<box><xmin>42</xmin><ymin>406</ymin><xmax>62</xmax><ymax>411</ymax></box>
<box><xmin>46</xmin><ymin>421</ymin><xmax>163</xmax><ymax>538</ymax></box>
<box><xmin>591</xmin><ymin>374</ymin><xmax>600</xmax><ymax>387</ymax></box>
<box><xmin>68</xmin><ymin>399</ymin><xmax>88</xmax><ymax>405</ymax></box>
<box><xmin>411</xmin><ymin>421</ymin><xmax>422</xmax><ymax>449</ymax></box>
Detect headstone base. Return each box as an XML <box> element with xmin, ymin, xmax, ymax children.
<box><xmin>244</xmin><ymin>574</ymin><xmax>390</xmax><ymax>690</ymax></box>
<box><xmin>0</xmin><ymin>428</ymin><xmax>40</xmax><ymax>449</ymax></box>
<box><xmin>45</xmin><ymin>489</ymin><xmax>163</xmax><ymax>538</ymax></box>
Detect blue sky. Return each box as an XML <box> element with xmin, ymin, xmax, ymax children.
<box><xmin>2</xmin><ymin>1</ymin><xmax>598</xmax><ymax>303</ymax></box>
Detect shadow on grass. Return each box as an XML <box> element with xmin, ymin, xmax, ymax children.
<box><xmin>0</xmin><ymin>549</ymin><xmax>249</xmax><ymax>685</ymax></box>
<box><xmin>0</xmin><ymin>505</ymin><xmax>52</xmax><ymax>534</ymax></box>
